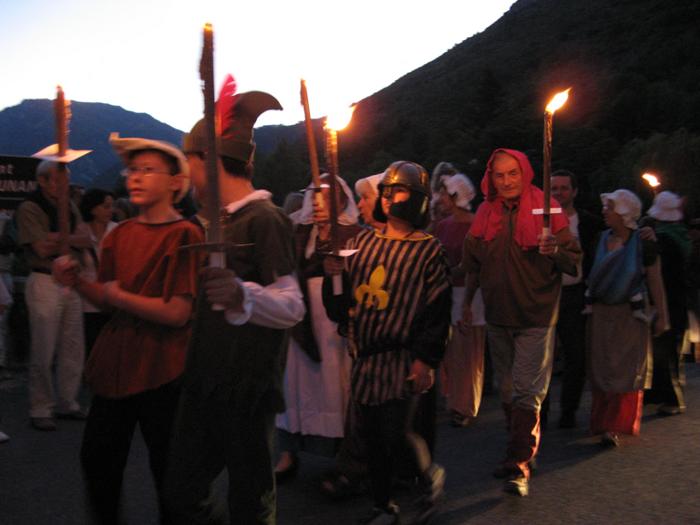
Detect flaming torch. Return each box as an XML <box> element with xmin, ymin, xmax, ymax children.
<box><xmin>54</xmin><ymin>86</ymin><xmax>71</xmax><ymax>256</ymax></box>
<box><xmin>642</xmin><ymin>172</ymin><xmax>661</xmax><ymax>195</ymax></box>
<box><xmin>32</xmin><ymin>85</ymin><xmax>91</xmax><ymax>256</ymax></box>
<box><xmin>325</xmin><ymin>105</ymin><xmax>355</xmax><ymax>295</ymax></box>
<box><xmin>542</xmin><ymin>88</ymin><xmax>571</xmax><ymax>235</ymax></box>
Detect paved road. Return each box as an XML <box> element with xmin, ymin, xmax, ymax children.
<box><xmin>1</xmin><ymin>364</ymin><xmax>698</xmax><ymax>524</ymax></box>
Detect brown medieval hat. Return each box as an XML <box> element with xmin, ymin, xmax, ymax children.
<box><xmin>183</xmin><ymin>91</ymin><xmax>283</xmax><ymax>163</ymax></box>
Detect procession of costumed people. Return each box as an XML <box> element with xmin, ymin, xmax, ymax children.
<box><xmin>1</xmin><ymin>35</ymin><xmax>697</xmax><ymax>525</ymax></box>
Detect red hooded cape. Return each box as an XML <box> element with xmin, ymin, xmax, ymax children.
<box><xmin>470</xmin><ymin>148</ymin><xmax>568</xmax><ymax>249</ymax></box>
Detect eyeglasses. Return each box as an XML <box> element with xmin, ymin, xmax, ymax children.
<box><xmin>123</xmin><ymin>166</ymin><xmax>172</xmax><ymax>178</ymax></box>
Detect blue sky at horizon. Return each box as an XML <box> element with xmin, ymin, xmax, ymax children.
<box><xmin>1</xmin><ymin>0</ymin><xmax>514</xmax><ymax>131</ymax></box>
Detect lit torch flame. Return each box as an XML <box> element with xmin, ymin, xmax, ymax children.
<box><xmin>325</xmin><ymin>105</ymin><xmax>355</xmax><ymax>132</ymax></box>
<box><xmin>545</xmin><ymin>88</ymin><xmax>571</xmax><ymax>114</ymax></box>
<box><xmin>642</xmin><ymin>173</ymin><xmax>660</xmax><ymax>188</ymax></box>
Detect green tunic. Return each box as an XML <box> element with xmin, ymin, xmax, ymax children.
<box><xmin>182</xmin><ymin>197</ymin><xmax>296</xmax><ymax>413</ymax></box>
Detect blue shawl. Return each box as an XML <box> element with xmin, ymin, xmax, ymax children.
<box><xmin>587</xmin><ymin>229</ymin><xmax>644</xmax><ymax>305</ymax></box>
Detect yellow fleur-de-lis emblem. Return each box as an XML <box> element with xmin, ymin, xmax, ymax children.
<box><xmin>355</xmin><ymin>265</ymin><xmax>390</xmax><ymax>310</ymax></box>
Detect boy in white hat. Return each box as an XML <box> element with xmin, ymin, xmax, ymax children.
<box><xmin>54</xmin><ymin>134</ymin><xmax>203</xmax><ymax>525</ymax></box>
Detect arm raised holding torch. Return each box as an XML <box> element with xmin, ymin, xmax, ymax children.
<box><xmin>539</xmin><ymin>88</ymin><xmax>570</xmax><ymax>255</ymax></box>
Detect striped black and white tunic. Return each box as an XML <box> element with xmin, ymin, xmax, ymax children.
<box><xmin>344</xmin><ymin>229</ymin><xmax>450</xmax><ymax>405</ymax></box>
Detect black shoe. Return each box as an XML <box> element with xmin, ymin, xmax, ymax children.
<box><xmin>558</xmin><ymin>412</ymin><xmax>577</xmax><ymax>429</ymax></box>
<box><xmin>358</xmin><ymin>502</ymin><xmax>400</xmax><ymax>524</ymax></box>
<box><xmin>600</xmin><ymin>432</ymin><xmax>620</xmax><ymax>448</ymax></box>
<box><xmin>503</xmin><ymin>475</ymin><xmax>529</xmax><ymax>497</ymax></box>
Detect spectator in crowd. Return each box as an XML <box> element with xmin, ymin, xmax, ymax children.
<box><xmin>16</xmin><ymin>160</ymin><xmax>91</xmax><ymax>431</ymax></box>
<box><xmin>112</xmin><ymin>197</ymin><xmax>137</xmax><ymax>222</ymax></box>
<box><xmin>282</xmin><ymin>190</ymin><xmax>304</xmax><ymax>219</ymax></box>
<box><xmin>75</xmin><ymin>189</ymin><xmax>117</xmax><ymax>357</ymax></box>
<box><xmin>319</xmin><ymin>173</ymin><xmax>384</xmax><ymax>499</ymax></box>
<box><xmin>641</xmin><ymin>191</ymin><xmax>689</xmax><ymax>415</ymax></box>
<box><xmin>354</xmin><ymin>174</ymin><xmax>384</xmax><ymax>230</ymax></box>
<box><xmin>434</xmin><ymin>173</ymin><xmax>486</xmax><ymax>427</ymax></box>
<box><xmin>0</xmin><ymin>276</ymin><xmax>12</xmax><ymax>443</ymax></box>
<box><xmin>543</xmin><ymin>170</ymin><xmax>604</xmax><ymax>428</ymax></box>
<box><xmin>0</xmin><ymin>210</ymin><xmax>16</xmax><ymax>373</ymax></box>
<box><xmin>275</xmin><ymin>174</ymin><xmax>361</xmax><ymax>481</ymax></box>
<box><xmin>585</xmin><ymin>189</ymin><xmax>668</xmax><ymax>447</ymax></box>
<box><xmin>429</xmin><ymin>161</ymin><xmax>458</xmax><ymax>224</ymax></box>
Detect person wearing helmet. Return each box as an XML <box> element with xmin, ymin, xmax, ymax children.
<box><xmin>323</xmin><ymin>161</ymin><xmax>451</xmax><ymax>524</ymax></box>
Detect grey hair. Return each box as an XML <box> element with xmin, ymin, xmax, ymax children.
<box><xmin>36</xmin><ymin>160</ymin><xmax>59</xmax><ymax>179</ymax></box>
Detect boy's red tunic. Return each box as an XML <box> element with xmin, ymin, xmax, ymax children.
<box><xmin>85</xmin><ymin>218</ymin><xmax>203</xmax><ymax>398</ymax></box>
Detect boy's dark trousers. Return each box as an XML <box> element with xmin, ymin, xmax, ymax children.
<box><xmin>163</xmin><ymin>385</ymin><xmax>276</xmax><ymax>525</ymax></box>
<box><xmin>359</xmin><ymin>394</ymin><xmax>433</xmax><ymax>508</ymax></box>
<box><xmin>81</xmin><ymin>380</ymin><xmax>181</xmax><ymax>525</ymax></box>
<box><xmin>337</xmin><ymin>385</ymin><xmax>437</xmax><ymax>483</ymax></box>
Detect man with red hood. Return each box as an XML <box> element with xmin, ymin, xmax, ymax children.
<box><xmin>461</xmin><ymin>149</ymin><xmax>581</xmax><ymax>496</ymax></box>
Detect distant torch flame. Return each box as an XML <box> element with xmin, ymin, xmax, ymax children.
<box><xmin>642</xmin><ymin>173</ymin><xmax>660</xmax><ymax>188</ymax></box>
<box><xmin>325</xmin><ymin>105</ymin><xmax>355</xmax><ymax>132</ymax></box>
<box><xmin>545</xmin><ymin>88</ymin><xmax>571</xmax><ymax>114</ymax></box>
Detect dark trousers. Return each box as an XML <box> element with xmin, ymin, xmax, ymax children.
<box><xmin>336</xmin><ymin>386</ymin><xmax>437</xmax><ymax>482</ymax></box>
<box><xmin>81</xmin><ymin>380</ymin><xmax>181</xmax><ymax>525</ymax></box>
<box><xmin>359</xmin><ymin>395</ymin><xmax>432</xmax><ymax>508</ymax></box>
<box><xmin>163</xmin><ymin>386</ymin><xmax>276</xmax><ymax>525</ymax></box>
<box><xmin>558</xmin><ymin>284</ymin><xmax>587</xmax><ymax>416</ymax></box>
<box><xmin>335</xmin><ymin>397</ymin><xmax>368</xmax><ymax>480</ymax></box>
<box><xmin>647</xmin><ymin>330</ymin><xmax>686</xmax><ymax>408</ymax></box>
<box><xmin>541</xmin><ymin>284</ymin><xmax>586</xmax><ymax>423</ymax></box>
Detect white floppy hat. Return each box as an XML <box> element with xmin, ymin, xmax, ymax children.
<box><xmin>601</xmin><ymin>189</ymin><xmax>642</xmax><ymax>230</ymax></box>
<box><xmin>354</xmin><ymin>173</ymin><xmax>384</xmax><ymax>198</ymax></box>
<box><xmin>443</xmin><ymin>173</ymin><xmax>476</xmax><ymax>211</ymax></box>
<box><xmin>648</xmin><ymin>191</ymin><xmax>683</xmax><ymax>222</ymax></box>
<box><xmin>109</xmin><ymin>132</ymin><xmax>190</xmax><ymax>203</ymax></box>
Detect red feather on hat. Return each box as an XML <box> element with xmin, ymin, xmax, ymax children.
<box><xmin>215</xmin><ymin>74</ymin><xmax>237</xmax><ymax>137</ymax></box>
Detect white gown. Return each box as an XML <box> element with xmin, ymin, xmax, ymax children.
<box><xmin>276</xmin><ymin>276</ymin><xmax>351</xmax><ymax>438</ymax></box>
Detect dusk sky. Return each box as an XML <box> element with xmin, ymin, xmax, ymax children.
<box><xmin>1</xmin><ymin>0</ymin><xmax>514</xmax><ymax>131</ymax></box>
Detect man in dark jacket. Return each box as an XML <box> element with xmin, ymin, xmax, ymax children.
<box><xmin>549</xmin><ymin>169</ymin><xmax>605</xmax><ymax>428</ymax></box>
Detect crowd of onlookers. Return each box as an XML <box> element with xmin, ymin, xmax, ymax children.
<box><xmin>1</xmin><ymin>144</ymin><xmax>699</xmax><ymax>523</ymax></box>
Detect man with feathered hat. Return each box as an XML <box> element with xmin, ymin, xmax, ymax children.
<box><xmin>163</xmin><ymin>90</ymin><xmax>305</xmax><ymax>524</ymax></box>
